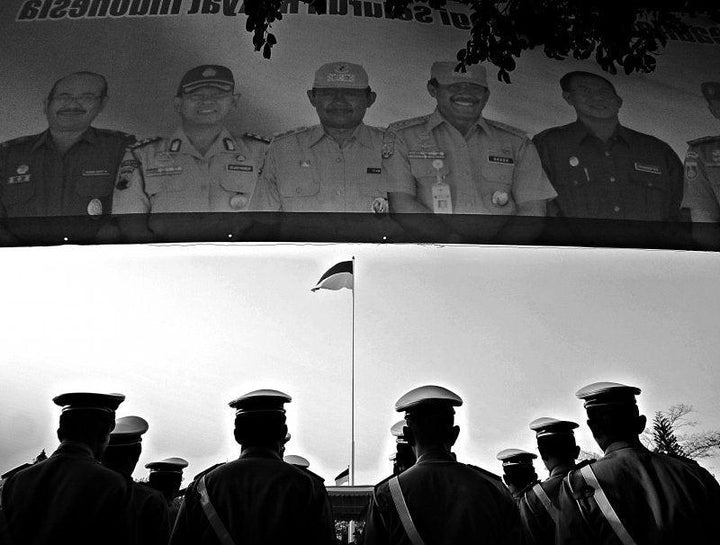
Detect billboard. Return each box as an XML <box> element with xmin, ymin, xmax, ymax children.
<box><xmin>1</xmin><ymin>3</ymin><xmax>720</xmax><ymax>248</ymax></box>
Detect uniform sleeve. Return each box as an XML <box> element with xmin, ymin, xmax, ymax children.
<box><xmin>681</xmin><ymin>145</ymin><xmax>720</xmax><ymax>221</ymax></box>
<box><xmin>111</xmin><ymin>149</ymin><xmax>151</xmax><ymax>214</ymax></box>
<box><xmin>555</xmin><ymin>474</ymin><xmax>595</xmax><ymax>545</ymax></box>
<box><xmin>512</xmin><ymin>137</ymin><xmax>557</xmax><ymax>204</ymax></box>
<box><xmin>168</xmin><ymin>483</ymin><xmax>196</xmax><ymax>545</ymax></box>
<box><xmin>307</xmin><ymin>482</ymin><xmax>336</xmax><ymax>545</ymax></box>
<box><xmin>380</xmin><ymin>130</ymin><xmax>417</xmax><ymax>197</ymax></box>
<box><xmin>138</xmin><ymin>490</ymin><xmax>171</xmax><ymax>545</ymax></box>
<box><xmin>362</xmin><ymin>489</ymin><xmax>391</xmax><ymax>545</ymax></box>
<box><xmin>248</xmin><ymin>144</ymin><xmax>282</xmax><ymax>211</ymax></box>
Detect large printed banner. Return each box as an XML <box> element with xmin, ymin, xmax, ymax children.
<box><xmin>1</xmin><ymin>2</ymin><xmax>720</xmax><ymax>247</ymax></box>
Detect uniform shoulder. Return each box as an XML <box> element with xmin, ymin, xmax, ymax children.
<box><xmin>465</xmin><ymin>463</ymin><xmax>503</xmax><ymax>482</ymax></box>
<box><xmin>127</xmin><ymin>136</ymin><xmax>162</xmax><ymax>150</ymax></box>
<box><xmin>533</xmin><ymin>123</ymin><xmax>578</xmax><ymax>142</ymax></box>
<box><xmin>242</xmin><ymin>131</ymin><xmax>271</xmax><ymax>144</ymax></box>
<box><xmin>95</xmin><ymin>128</ymin><xmax>134</xmax><ymax>140</ymax></box>
<box><xmin>687</xmin><ymin>135</ymin><xmax>720</xmax><ymax>147</ymax></box>
<box><xmin>271</xmin><ymin>126</ymin><xmax>312</xmax><ymax>142</ymax></box>
<box><xmin>485</xmin><ymin>118</ymin><xmax>530</xmax><ymax>139</ymax></box>
<box><xmin>387</xmin><ymin>114</ymin><xmax>432</xmax><ymax>133</ymax></box>
<box><xmin>0</xmin><ymin>133</ymin><xmax>42</xmax><ymax>148</ymax></box>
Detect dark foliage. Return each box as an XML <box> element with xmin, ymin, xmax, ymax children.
<box><xmin>243</xmin><ymin>0</ymin><xmax>719</xmax><ymax>81</ymax></box>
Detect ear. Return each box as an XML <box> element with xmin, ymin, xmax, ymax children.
<box><xmin>307</xmin><ymin>90</ymin><xmax>316</xmax><ymax>108</ymax></box>
<box><xmin>173</xmin><ymin>97</ymin><xmax>182</xmax><ymax>115</ymax></box>
<box><xmin>562</xmin><ymin>91</ymin><xmax>573</xmax><ymax>107</ymax></box>
<box><xmin>366</xmin><ymin>91</ymin><xmax>377</xmax><ymax>108</ymax></box>
<box><xmin>96</xmin><ymin>96</ymin><xmax>108</xmax><ymax>115</ymax></box>
<box><xmin>403</xmin><ymin>425</ymin><xmax>415</xmax><ymax>446</ymax></box>
<box><xmin>228</xmin><ymin>94</ymin><xmax>240</xmax><ymax>113</ymax></box>
<box><xmin>636</xmin><ymin>414</ymin><xmax>647</xmax><ymax>434</ymax></box>
<box><xmin>427</xmin><ymin>82</ymin><xmax>438</xmax><ymax>99</ymax></box>
<box><xmin>449</xmin><ymin>425</ymin><xmax>460</xmax><ymax>446</ymax></box>
<box><xmin>573</xmin><ymin>445</ymin><xmax>581</xmax><ymax>460</ymax></box>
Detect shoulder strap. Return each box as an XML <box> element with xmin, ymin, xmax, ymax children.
<box><xmin>579</xmin><ymin>464</ymin><xmax>637</xmax><ymax>545</ymax></box>
<box><xmin>388</xmin><ymin>476</ymin><xmax>425</xmax><ymax>545</ymax></box>
<box><xmin>197</xmin><ymin>475</ymin><xmax>237</xmax><ymax>545</ymax></box>
<box><xmin>531</xmin><ymin>482</ymin><xmax>558</xmax><ymax>523</ymax></box>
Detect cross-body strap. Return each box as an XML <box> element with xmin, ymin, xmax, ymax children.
<box><xmin>531</xmin><ymin>482</ymin><xmax>558</xmax><ymax>523</ymax></box>
<box><xmin>388</xmin><ymin>476</ymin><xmax>426</xmax><ymax>545</ymax></box>
<box><xmin>579</xmin><ymin>464</ymin><xmax>638</xmax><ymax>545</ymax></box>
<box><xmin>197</xmin><ymin>475</ymin><xmax>237</xmax><ymax>545</ymax></box>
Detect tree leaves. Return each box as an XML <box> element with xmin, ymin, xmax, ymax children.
<box><xmin>241</xmin><ymin>0</ymin><xmax>719</xmax><ymax>82</ymax></box>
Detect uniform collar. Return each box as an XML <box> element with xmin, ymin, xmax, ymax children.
<box><xmin>55</xmin><ymin>440</ymin><xmax>96</xmax><ymax>459</ymax></box>
<box><xmin>310</xmin><ymin>123</ymin><xmax>372</xmax><ymax>149</ymax></box>
<box><xmin>415</xmin><ymin>448</ymin><xmax>456</xmax><ymax>464</ymax></box>
<box><xmin>238</xmin><ymin>446</ymin><xmax>283</xmax><ymax>461</ymax></box>
<box><xmin>429</xmin><ymin>108</ymin><xmax>490</xmax><ymax>136</ymax></box>
<box><xmin>32</xmin><ymin>127</ymin><xmax>98</xmax><ymax>152</ymax></box>
<box><xmin>572</xmin><ymin>119</ymin><xmax>630</xmax><ymax>147</ymax></box>
<box><xmin>172</xmin><ymin>126</ymin><xmax>234</xmax><ymax>158</ymax></box>
<box><xmin>603</xmin><ymin>439</ymin><xmax>646</xmax><ymax>455</ymax></box>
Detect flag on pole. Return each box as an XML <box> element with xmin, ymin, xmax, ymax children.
<box><xmin>335</xmin><ymin>467</ymin><xmax>350</xmax><ymax>485</ymax></box>
<box><xmin>311</xmin><ymin>260</ymin><xmax>353</xmax><ymax>292</ymax></box>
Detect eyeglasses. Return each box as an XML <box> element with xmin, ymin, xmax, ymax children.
<box><xmin>51</xmin><ymin>93</ymin><xmax>104</xmax><ymax>106</ymax></box>
<box><xmin>182</xmin><ymin>92</ymin><xmax>234</xmax><ymax>102</ymax></box>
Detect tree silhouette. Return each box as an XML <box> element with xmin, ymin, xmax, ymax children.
<box><xmin>652</xmin><ymin>412</ymin><xmax>686</xmax><ymax>457</ymax></box>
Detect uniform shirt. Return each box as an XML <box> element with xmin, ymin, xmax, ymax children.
<box><xmin>131</xmin><ymin>482</ymin><xmax>171</xmax><ymax>545</ymax></box>
<box><xmin>533</xmin><ymin>121</ymin><xmax>684</xmax><ymax>221</ymax></box>
<box><xmin>556</xmin><ymin>441</ymin><xmax>720</xmax><ymax>544</ymax></box>
<box><xmin>364</xmin><ymin>449</ymin><xmax>523</xmax><ymax>545</ymax></box>
<box><xmin>249</xmin><ymin>123</ymin><xmax>387</xmax><ymax>212</ymax></box>
<box><xmin>0</xmin><ymin>127</ymin><xmax>134</xmax><ymax>217</ymax></box>
<box><xmin>681</xmin><ymin>135</ymin><xmax>720</xmax><ymax>220</ymax></box>
<box><xmin>518</xmin><ymin>467</ymin><xmax>573</xmax><ymax>545</ymax></box>
<box><xmin>381</xmin><ymin>109</ymin><xmax>556</xmax><ymax>214</ymax></box>
<box><xmin>169</xmin><ymin>447</ymin><xmax>335</xmax><ymax>545</ymax></box>
<box><xmin>0</xmin><ymin>441</ymin><xmax>135</xmax><ymax>545</ymax></box>
<box><xmin>112</xmin><ymin>128</ymin><xmax>268</xmax><ymax>214</ymax></box>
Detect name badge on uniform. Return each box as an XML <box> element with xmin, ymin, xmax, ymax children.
<box><xmin>408</xmin><ymin>151</ymin><xmax>445</xmax><ymax>160</ymax></box>
<box><xmin>146</xmin><ymin>166</ymin><xmax>183</xmax><ymax>176</ymax></box>
<box><xmin>431</xmin><ymin>158</ymin><xmax>452</xmax><ymax>214</ymax></box>
<box><xmin>82</xmin><ymin>169</ymin><xmax>111</xmax><ymax>177</ymax></box>
<box><xmin>367</xmin><ymin>168</ymin><xmax>381</xmax><ymax>174</ymax></box>
<box><xmin>634</xmin><ymin>162</ymin><xmax>661</xmax><ymax>175</ymax></box>
<box><xmin>228</xmin><ymin>164</ymin><xmax>253</xmax><ymax>172</ymax></box>
<box><xmin>488</xmin><ymin>155</ymin><xmax>514</xmax><ymax>165</ymax></box>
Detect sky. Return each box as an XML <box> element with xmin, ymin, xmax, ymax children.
<box><xmin>1</xmin><ymin>242</ymin><xmax>719</xmax><ymax>485</ymax></box>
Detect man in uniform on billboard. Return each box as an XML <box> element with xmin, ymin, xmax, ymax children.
<box><xmin>681</xmin><ymin>81</ymin><xmax>720</xmax><ymax>222</ymax></box>
<box><xmin>533</xmin><ymin>71</ymin><xmax>683</xmax><ymax>221</ymax></box>
<box><xmin>249</xmin><ymin>61</ymin><xmax>387</xmax><ymax>213</ymax></box>
<box><xmin>381</xmin><ymin>61</ymin><xmax>556</xmax><ymax>216</ymax></box>
<box><xmin>0</xmin><ymin>71</ymin><xmax>134</xmax><ymax>218</ymax></box>
<box><xmin>112</xmin><ymin>65</ymin><xmax>268</xmax><ymax>216</ymax></box>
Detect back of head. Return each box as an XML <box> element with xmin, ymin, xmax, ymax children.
<box><xmin>58</xmin><ymin>408</ymin><xmax>114</xmax><ymax>444</ymax></box>
<box><xmin>576</xmin><ymin>382</ymin><xmax>644</xmax><ymax>447</ymax></box>
<box><xmin>395</xmin><ymin>385</ymin><xmax>462</xmax><ymax>451</ymax></box>
<box><xmin>229</xmin><ymin>389</ymin><xmax>291</xmax><ymax>449</ymax></box>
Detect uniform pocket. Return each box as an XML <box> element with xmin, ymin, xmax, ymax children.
<box><xmin>220</xmin><ymin>165</ymin><xmax>258</xmax><ymax>194</ymax></box>
<box><xmin>277</xmin><ymin>167</ymin><xmax>320</xmax><ymax>198</ymax></box>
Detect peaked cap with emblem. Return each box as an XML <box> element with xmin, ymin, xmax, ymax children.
<box><xmin>177</xmin><ymin>65</ymin><xmax>235</xmax><ymax>96</ymax></box>
<box><xmin>701</xmin><ymin>81</ymin><xmax>720</xmax><ymax>102</ymax></box>
<box><xmin>145</xmin><ymin>457</ymin><xmax>189</xmax><ymax>474</ymax></box>
<box><xmin>431</xmin><ymin>61</ymin><xmax>488</xmax><ymax>88</ymax></box>
<box><xmin>229</xmin><ymin>389</ymin><xmax>291</xmax><ymax>415</ymax></box>
<box><xmin>496</xmin><ymin>448</ymin><xmax>537</xmax><ymax>467</ymax></box>
<box><xmin>108</xmin><ymin>415</ymin><xmax>149</xmax><ymax>446</ymax></box>
<box><xmin>313</xmin><ymin>61</ymin><xmax>369</xmax><ymax>90</ymax></box>
<box><xmin>284</xmin><ymin>454</ymin><xmax>310</xmax><ymax>468</ymax></box>
<box><xmin>395</xmin><ymin>385</ymin><xmax>463</xmax><ymax>413</ymax></box>
<box><xmin>575</xmin><ymin>381</ymin><xmax>641</xmax><ymax>409</ymax></box>
<box><xmin>53</xmin><ymin>392</ymin><xmax>125</xmax><ymax>413</ymax></box>
<box><xmin>529</xmin><ymin>417</ymin><xmax>579</xmax><ymax>438</ymax></box>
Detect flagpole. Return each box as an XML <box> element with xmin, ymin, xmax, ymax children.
<box><xmin>350</xmin><ymin>255</ymin><xmax>356</xmax><ymax>487</ymax></box>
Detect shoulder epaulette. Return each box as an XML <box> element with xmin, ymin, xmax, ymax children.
<box><xmin>486</xmin><ymin>119</ymin><xmax>530</xmax><ymax>138</ymax></box>
<box><xmin>387</xmin><ymin>115</ymin><xmax>431</xmax><ymax>132</ymax></box>
<box><xmin>466</xmin><ymin>463</ymin><xmax>503</xmax><ymax>482</ymax></box>
<box><xmin>272</xmin><ymin>126</ymin><xmax>311</xmax><ymax>141</ymax></box>
<box><xmin>96</xmin><ymin>128</ymin><xmax>132</xmax><ymax>138</ymax></box>
<box><xmin>243</xmin><ymin>132</ymin><xmax>271</xmax><ymax>144</ymax></box>
<box><xmin>687</xmin><ymin>135</ymin><xmax>720</xmax><ymax>147</ymax></box>
<box><xmin>128</xmin><ymin>136</ymin><xmax>162</xmax><ymax>150</ymax></box>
